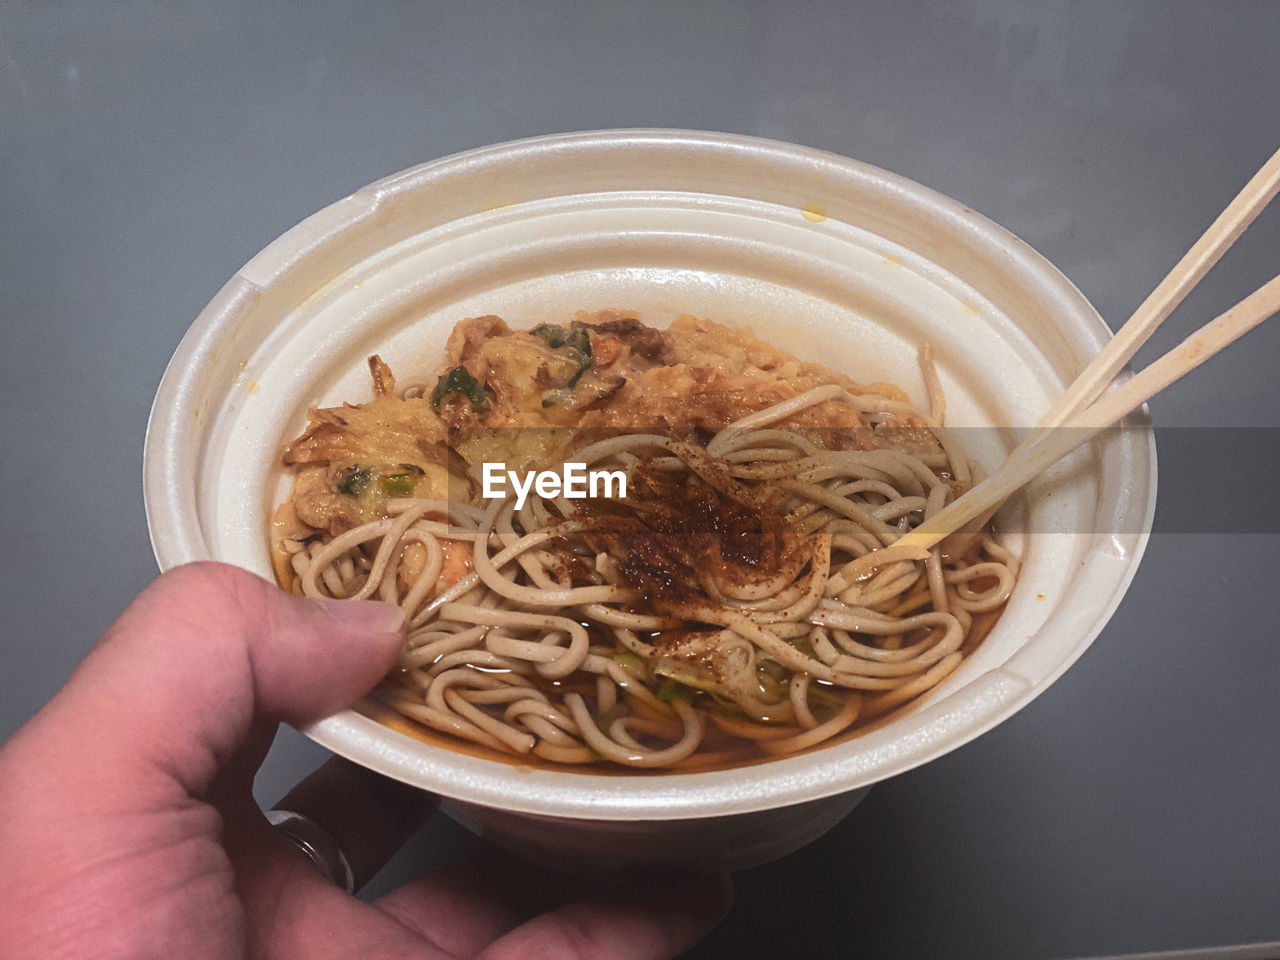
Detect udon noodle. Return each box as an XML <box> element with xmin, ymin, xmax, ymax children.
<box><xmin>272</xmin><ymin>312</ymin><xmax>1018</xmax><ymax>770</ymax></box>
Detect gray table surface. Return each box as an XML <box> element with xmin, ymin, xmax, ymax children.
<box><xmin>3</xmin><ymin>2</ymin><xmax>1279</xmax><ymax>957</ymax></box>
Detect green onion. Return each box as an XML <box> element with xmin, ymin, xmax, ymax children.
<box><xmin>531</xmin><ymin>323</ymin><xmax>570</xmax><ymax>348</ymax></box>
<box><xmin>611</xmin><ymin>651</ymin><xmax>645</xmax><ymax>678</ymax></box>
<box><xmin>565</xmin><ymin>329</ymin><xmax>592</xmax><ymax>386</ymax></box>
<box><xmin>532</xmin><ymin>323</ymin><xmax>592</xmax><ymax>386</ymax></box>
<box><xmin>379</xmin><ymin>472</ymin><xmax>417</xmax><ymax>497</ymax></box>
<box><xmin>655</xmin><ymin>679</ymin><xmax>693</xmax><ymax>703</ymax></box>
<box><xmin>540</xmin><ymin>388</ymin><xmax>576</xmax><ymax>408</ymax></box>
<box><xmin>562</xmin><ymin>328</ymin><xmax>592</xmax><ymax>360</ymax></box>
<box><xmin>336</xmin><ymin>466</ymin><xmax>372</xmax><ymax>498</ymax></box>
<box><xmin>431</xmin><ymin>366</ymin><xmax>490</xmax><ymax>411</ymax></box>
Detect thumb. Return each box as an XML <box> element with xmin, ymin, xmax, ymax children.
<box><xmin>16</xmin><ymin>561</ymin><xmax>404</xmax><ymax>798</ymax></box>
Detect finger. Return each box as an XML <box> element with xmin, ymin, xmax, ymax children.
<box><xmin>476</xmin><ymin>874</ymin><xmax>734</xmax><ymax>960</ymax></box>
<box><xmin>0</xmin><ymin>563</ymin><xmax>404</xmax><ymax>957</ymax></box>
<box><xmin>13</xmin><ymin>561</ymin><xmax>404</xmax><ymax>801</ymax></box>
<box><xmin>270</xmin><ymin>756</ymin><xmax>439</xmax><ymax>890</ymax></box>
<box><xmin>376</xmin><ymin>848</ymin><xmax>590</xmax><ymax>957</ymax></box>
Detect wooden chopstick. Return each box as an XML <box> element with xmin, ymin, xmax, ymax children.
<box><xmin>895</xmin><ymin>146</ymin><xmax>1280</xmax><ymax>551</ymax></box>
<box><xmin>1033</xmin><ymin>145</ymin><xmax>1280</xmax><ymax>432</ymax></box>
<box><xmin>898</xmin><ymin>271</ymin><xmax>1280</xmax><ymax>551</ymax></box>
<box><xmin>940</xmin><ymin>146</ymin><xmax>1280</xmax><ymax>543</ymax></box>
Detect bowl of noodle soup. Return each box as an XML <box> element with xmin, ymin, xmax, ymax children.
<box><xmin>145</xmin><ymin>130</ymin><xmax>1155</xmax><ymax>873</ymax></box>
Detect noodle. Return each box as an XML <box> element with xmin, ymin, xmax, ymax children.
<box><xmin>273</xmin><ymin>313</ymin><xmax>1020</xmax><ymax>770</ymax></box>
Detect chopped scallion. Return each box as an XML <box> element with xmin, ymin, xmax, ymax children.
<box><xmin>655</xmin><ymin>679</ymin><xmax>693</xmax><ymax>703</ymax></box>
<box><xmin>336</xmin><ymin>466</ymin><xmax>372</xmax><ymax>498</ymax></box>
<box><xmin>431</xmin><ymin>366</ymin><xmax>490</xmax><ymax>411</ymax></box>
<box><xmin>379</xmin><ymin>472</ymin><xmax>417</xmax><ymax>497</ymax></box>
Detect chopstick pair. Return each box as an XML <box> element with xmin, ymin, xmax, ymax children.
<box><xmin>899</xmin><ymin>145</ymin><xmax>1280</xmax><ymax>551</ymax></box>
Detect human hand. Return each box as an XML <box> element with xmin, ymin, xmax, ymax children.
<box><xmin>0</xmin><ymin>562</ymin><xmax>733</xmax><ymax>959</ymax></box>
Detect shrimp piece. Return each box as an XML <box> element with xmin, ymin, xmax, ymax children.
<box><xmin>592</xmin><ymin>335</ymin><xmax>622</xmax><ymax>366</ymax></box>
<box><xmin>436</xmin><ymin>540</ymin><xmax>474</xmax><ymax>592</ymax></box>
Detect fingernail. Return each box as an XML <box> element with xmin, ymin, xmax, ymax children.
<box><xmin>318</xmin><ymin>598</ymin><xmax>405</xmax><ymax>634</ymax></box>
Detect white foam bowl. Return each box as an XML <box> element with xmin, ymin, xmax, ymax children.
<box><xmin>145</xmin><ymin>130</ymin><xmax>1155</xmax><ymax>874</ymax></box>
